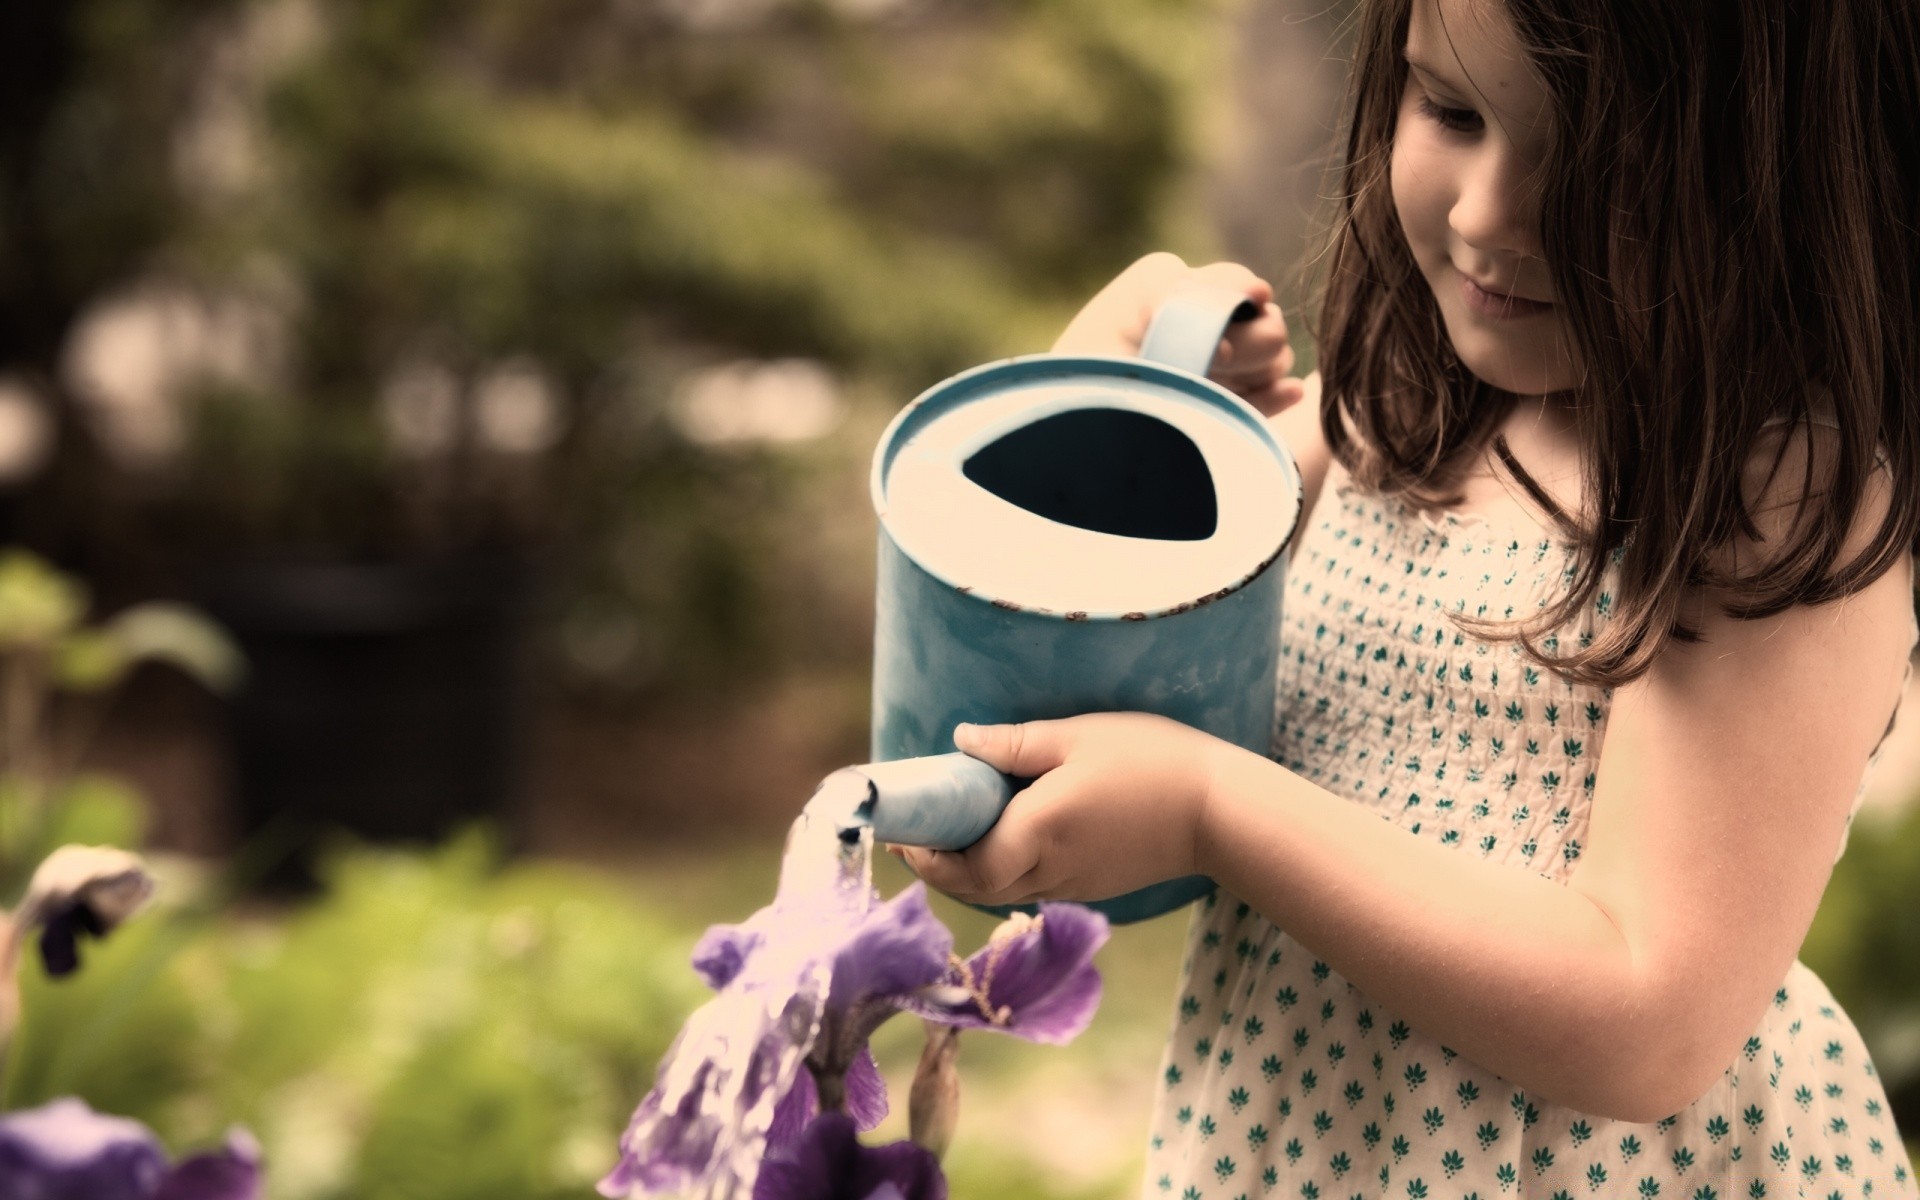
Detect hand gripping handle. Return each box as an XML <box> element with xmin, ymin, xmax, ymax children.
<box><xmin>1137</xmin><ymin>283</ymin><xmax>1264</xmax><ymax>379</ymax></box>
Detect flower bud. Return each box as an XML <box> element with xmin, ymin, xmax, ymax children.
<box><xmin>908</xmin><ymin>1018</ymin><xmax>961</xmax><ymax>1161</ymax></box>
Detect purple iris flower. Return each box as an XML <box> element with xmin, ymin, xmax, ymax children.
<box><xmin>899</xmin><ymin>904</ymin><xmax>1108</xmax><ymax>1044</ymax></box>
<box><xmin>750</xmin><ymin>1112</ymin><xmax>944</xmax><ymax>1200</ymax></box>
<box><xmin>0</xmin><ymin>1097</ymin><xmax>260</xmax><ymax>1200</ymax></box>
<box><xmin>766</xmin><ymin>1044</ymin><xmax>887</xmax><ymax>1149</ymax></box>
<box><xmin>805</xmin><ymin>884</ymin><xmax>954</xmax><ymax>1110</ymax></box>
<box><xmin>602</xmin><ymin>878</ymin><xmax>1109</xmax><ymax>1199</ymax></box>
<box><xmin>601</xmin><ymin>883</ymin><xmax>952</xmax><ymax>1199</ymax></box>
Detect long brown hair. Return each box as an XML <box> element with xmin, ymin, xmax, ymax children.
<box><xmin>1314</xmin><ymin>0</ymin><xmax>1920</xmax><ymax>687</ymax></box>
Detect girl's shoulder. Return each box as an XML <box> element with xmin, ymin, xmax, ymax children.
<box><xmin>1714</xmin><ymin>400</ymin><xmax>1903</xmax><ymax>582</ymax></box>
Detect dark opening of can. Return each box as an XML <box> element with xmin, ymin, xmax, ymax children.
<box><xmin>961</xmin><ymin>407</ymin><xmax>1217</xmax><ymax>541</ymax></box>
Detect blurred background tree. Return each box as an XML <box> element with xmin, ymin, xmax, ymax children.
<box><xmin>4</xmin><ymin>0</ymin><xmax>1240</xmax><ymax>688</ymax></box>
<box><xmin>1</xmin><ymin>0</ymin><xmax>1313</xmax><ymax>865</ymax></box>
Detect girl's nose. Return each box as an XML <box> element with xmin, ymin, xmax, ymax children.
<box><xmin>1449</xmin><ymin>147</ymin><xmax>1541</xmax><ymax>259</ymax></box>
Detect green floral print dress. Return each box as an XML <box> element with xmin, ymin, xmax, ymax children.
<box><xmin>1141</xmin><ymin>482</ymin><xmax>1918</xmax><ymax>1200</ymax></box>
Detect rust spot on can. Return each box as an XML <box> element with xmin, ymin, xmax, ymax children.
<box><xmin>991</xmin><ymin>597</ymin><xmax>1022</xmax><ymax>611</ymax></box>
<box><xmin>1065</xmin><ymin>611</ymin><xmax>1089</xmax><ymax>622</ymax></box>
<box><xmin>956</xmin><ymin>585</ymin><xmax>972</xmax><ymax>594</ymax></box>
<box><xmin>1122</xmin><ymin>611</ymin><xmax>1148</xmax><ymax>621</ymax></box>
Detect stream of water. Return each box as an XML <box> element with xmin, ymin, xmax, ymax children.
<box><xmin>614</xmin><ymin>771</ymin><xmax>878</xmax><ymax>1200</ymax></box>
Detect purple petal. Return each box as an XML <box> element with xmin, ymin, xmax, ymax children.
<box><xmin>846</xmin><ymin>1136</ymin><xmax>946</xmax><ymax>1200</ymax></box>
<box><xmin>0</xmin><ymin>1098</ymin><xmax>167</xmax><ymax>1200</ymax></box>
<box><xmin>691</xmin><ymin>922</ymin><xmax>760</xmax><ymax>990</ymax></box>
<box><xmin>751</xmin><ymin>1112</ymin><xmax>945</xmax><ymax>1200</ymax></box>
<box><xmin>765</xmin><ymin>1068</ymin><xmax>818</xmax><ymax>1154</ymax></box>
<box><xmin>977</xmin><ymin>903</ymin><xmax>1107</xmax><ymax>1042</ymax></box>
<box><xmin>904</xmin><ymin>903</ymin><xmax>1108</xmax><ymax>1044</ymax></box>
<box><xmin>37</xmin><ymin>902</ymin><xmax>108</xmax><ymax>978</ymax></box>
<box><xmin>155</xmin><ymin>1131</ymin><xmax>262</xmax><ymax>1200</ymax></box>
<box><xmin>826</xmin><ymin>885</ymin><xmax>952</xmax><ymax>1015</ymax></box>
<box><xmin>843</xmin><ymin>1045</ymin><xmax>889</xmax><ymax>1131</ymax></box>
<box><xmin>766</xmin><ymin>1046</ymin><xmax>888</xmax><ymax>1160</ymax></box>
<box><xmin>597</xmin><ymin>1062</ymin><xmax>725</xmax><ymax>1198</ymax></box>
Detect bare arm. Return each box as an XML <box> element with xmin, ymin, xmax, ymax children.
<box><xmin>1266</xmin><ymin>369</ymin><xmax>1335</xmax><ymax>543</ymax></box>
<box><xmin>1195</xmin><ymin>459</ymin><xmax>1912</xmax><ymax>1120</ymax></box>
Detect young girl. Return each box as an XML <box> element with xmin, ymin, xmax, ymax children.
<box><xmin>889</xmin><ymin>0</ymin><xmax>1920</xmax><ymax>1194</ymax></box>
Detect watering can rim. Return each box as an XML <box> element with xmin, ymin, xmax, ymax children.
<box><xmin>869</xmin><ymin>351</ymin><xmax>1305</xmax><ymax>622</ymax></box>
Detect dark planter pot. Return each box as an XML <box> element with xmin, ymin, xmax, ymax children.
<box><xmin>198</xmin><ymin>551</ymin><xmax>532</xmax><ymax>888</ymax></box>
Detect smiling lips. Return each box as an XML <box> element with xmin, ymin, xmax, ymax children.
<box><xmin>1460</xmin><ymin>273</ymin><xmax>1554</xmax><ymax>319</ymax></box>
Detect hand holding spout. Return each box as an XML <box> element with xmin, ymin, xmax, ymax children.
<box><xmin>891</xmin><ymin>715</ymin><xmax>1219</xmax><ymax>908</ymax></box>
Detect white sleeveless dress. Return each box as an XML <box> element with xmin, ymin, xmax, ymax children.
<box><xmin>1139</xmin><ymin>480</ymin><xmax>1918</xmax><ymax>1200</ymax></box>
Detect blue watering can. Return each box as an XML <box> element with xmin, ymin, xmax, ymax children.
<box><xmin>832</xmin><ymin>284</ymin><xmax>1302</xmax><ymax>925</ymax></box>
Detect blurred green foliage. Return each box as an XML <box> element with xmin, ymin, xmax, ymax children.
<box><xmin>7</xmin><ymin>832</ymin><xmax>713</xmax><ymax>1200</ymax></box>
<box><xmin>1801</xmin><ymin>805</ymin><xmax>1920</xmax><ymax>1126</ymax></box>
<box><xmin>3</xmin><ymin>811</ymin><xmax>1916</xmax><ymax>1200</ymax></box>
<box><xmin>0</xmin><ymin>831</ymin><xmax>1191</xmax><ymax>1200</ymax></box>
<box><xmin>0</xmin><ymin>549</ymin><xmax>237</xmax><ymax>897</ymax></box>
<box><xmin>8</xmin><ymin>0</ymin><xmax>1238</xmax><ymax>698</ymax></box>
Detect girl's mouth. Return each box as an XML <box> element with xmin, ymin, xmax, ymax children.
<box><xmin>1460</xmin><ymin>274</ymin><xmax>1555</xmax><ymax>319</ymax></box>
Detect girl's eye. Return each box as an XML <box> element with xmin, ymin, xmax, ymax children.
<box><xmin>1417</xmin><ymin>94</ymin><xmax>1483</xmax><ymax>134</ymax></box>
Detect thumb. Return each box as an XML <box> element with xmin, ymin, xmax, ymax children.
<box><xmin>952</xmin><ymin>720</ymin><xmax>1065</xmax><ymax>776</ymax></box>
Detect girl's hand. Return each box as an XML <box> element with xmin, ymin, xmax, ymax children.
<box><xmin>1053</xmin><ymin>252</ymin><xmax>1306</xmax><ymax>417</ymax></box>
<box><xmin>885</xmin><ymin>713</ymin><xmax>1220</xmax><ymax>907</ymax></box>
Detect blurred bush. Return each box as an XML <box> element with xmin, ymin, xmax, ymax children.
<box><xmin>0</xmin><ymin>548</ymin><xmax>238</xmax><ymax>895</ymax></box>
<box><xmin>2</xmin><ymin>808</ymin><xmax>1916</xmax><ymax>1200</ymax></box>
<box><xmin>6</xmin><ymin>832</ymin><xmax>714</xmax><ymax>1200</ymax></box>
<box><xmin>0</xmin><ymin>831</ymin><xmax>1187</xmax><ymax>1200</ymax></box>
<box><xmin>1801</xmin><ymin>803</ymin><xmax>1920</xmax><ymax>1138</ymax></box>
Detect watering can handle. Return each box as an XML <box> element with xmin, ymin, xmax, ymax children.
<box><xmin>1138</xmin><ymin>284</ymin><xmax>1265</xmax><ymax>380</ymax></box>
<box><xmin>850</xmin><ymin>753</ymin><xmax>1022</xmax><ymax>851</ymax></box>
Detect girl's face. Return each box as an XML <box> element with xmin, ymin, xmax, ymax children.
<box><xmin>1390</xmin><ymin>0</ymin><xmax>1580</xmax><ymax>396</ymax></box>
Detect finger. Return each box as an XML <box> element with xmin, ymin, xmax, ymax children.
<box><xmin>975</xmin><ymin>863</ymin><xmax>1050</xmax><ymax>908</ymax></box>
<box><xmin>901</xmin><ymin>828</ymin><xmax>1042</xmax><ymax>903</ymax></box>
<box><xmin>960</xmin><ymin>863</ymin><xmax>1052</xmax><ymax>909</ymax></box>
<box><xmin>1214</xmin><ymin>305</ymin><xmax>1292</xmax><ymax>370</ymax></box>
<box><xmin>1191</xmin><ymin>261</ymin><xmax>1275</xmax><ymax>308</ymax></box>
<box><xmin>1116</xmin><ymin>251</ymin><xmax>1194</xmax><ymax>292</ymax></box>
<box><xmin>1054</xmin><ymin>258</ymin><xmax>1182</xmax><ymax>357</ymax></box>
<box><xmin>952</xmin><ymin>719</ymin><xmax>1069</xmax><ymax>776</ymax></box>
<box><xmin>1240</xmin><ymin>376</ymin><xmax>1309</xmax><ymax>418</ymax></box>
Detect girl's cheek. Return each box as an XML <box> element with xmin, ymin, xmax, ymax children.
<box><xmin>1390</xmin><ymin>121</ymin><xmax>1453</xmax><ymax>258</ymax></box>
<box><xmin>1388</xmin><ymin>132</ymin><xmax>1428</xmax><ymax>247</ymax></box>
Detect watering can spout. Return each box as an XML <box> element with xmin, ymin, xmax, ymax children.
<box><xmin>809</xmin><ymin>754</ymin><xmax>1020</xmax><ymax>851</ymax></box>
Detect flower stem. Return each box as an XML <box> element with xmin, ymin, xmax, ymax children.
<box><xmin>909</xmin><ymin>1020</ymin><xmax>961</xmax><ymax>1162</ymax></box>
<box><xmin>815</xmin><ymin>1065</ymin><xmax>846</xmax><ymax>1114</ymax></box>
